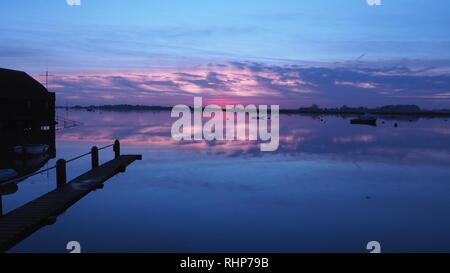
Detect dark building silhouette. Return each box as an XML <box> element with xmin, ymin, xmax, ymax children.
<box><xmin>0</xmin><ymin>68</ymin><xmax>57</xmax><ymax>216</ymax></box>
<box><xmin>0</xmin><ymin>68</ymin><xmax>55</xmax><ymax>151</ymax></box>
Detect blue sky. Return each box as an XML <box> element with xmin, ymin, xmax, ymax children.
<box><xmin>1</xmin><ymin>0</ymin><xmax>450</xmax><ymax>107</ymax></box>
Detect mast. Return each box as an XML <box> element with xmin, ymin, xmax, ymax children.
<box><xmin>39</xmin><ymin>66</ymin><xmax>53</xmax><ymax>89</ymax></box>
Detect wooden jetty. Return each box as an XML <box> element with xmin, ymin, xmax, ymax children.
<box><xmin>0</xmin><ymin>140</ymin><xmax>141</xmax><ymax>253</ymax></box>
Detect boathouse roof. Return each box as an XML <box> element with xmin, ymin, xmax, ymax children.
<box><xmin>0</xmin><ymin>68</ymin><xmax>51</xmax><ymax>100</ymax></box>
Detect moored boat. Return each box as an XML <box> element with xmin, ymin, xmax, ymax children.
<box><xmin>13</xmin><ymin>153</ymin><xmax>50</xmax><ymax>171</ymax></box>
<box><xmin>350</xmin><ymin>114</ymin><xmax>377</xmax><ymax>126</ymax></box>
<box><xmin>13</xmin><ymin>144</ymin><xmax>49</xmax><ymax>155</ymax></box>
<box><xmin>0</xmin><ymin>169</ymin><xmax>18</xmax><ymax>183</ymax></box>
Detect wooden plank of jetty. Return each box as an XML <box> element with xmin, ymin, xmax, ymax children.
<box><xmin>0</xmin><ymin>154</ymin><xmax>142</xmax><ymax>253</ymax></box>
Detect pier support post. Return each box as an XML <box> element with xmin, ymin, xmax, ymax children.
<box><xmin>91</xmin><ymin>146</ymin><xmax>99</xmax><ymax>169</ymax></box>
<box><xmin>56</xmin><ymin>159</ymin><xmax>67</xmax><ymax>188</ymax></box>
<box><xmin>114</xmin><ymin>139</ymin><xmax>120</xmax><ymax>159</ymax></box>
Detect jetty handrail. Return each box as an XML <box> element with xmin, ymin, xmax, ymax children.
<box><xmin>2</xmin><ymin>165</ymin><xmax>58</xmax><ymax>185</ymax></box>
<box><xmin>65</xmin><ymin>143</ymin><xmax>114</xmax><ymax>164</ymax></box>
<box><xmin>98</xmin><ymin>143</ymin><xmax>114</xmax><ymax>151</ymax></box>
<box><xmin>1</xmin><ymin>140</ymin><xmax>121</xmax><ymax>186</ymax></box>
<box><xmin>65</xmin><ymin>151</ymin><xmax>92</xmax><ymax>164</ymax></box>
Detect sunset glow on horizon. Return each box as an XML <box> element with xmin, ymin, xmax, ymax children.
<box><xmin>2</xmin><ymin>0</ymin><xmax>450</xmax><ymax>108</ymax></box>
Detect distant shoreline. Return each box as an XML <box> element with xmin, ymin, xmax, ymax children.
<box><xmin>56</xmin><ymin>104</ymin><xmax>450</xmax><ymax>117</ymax></box>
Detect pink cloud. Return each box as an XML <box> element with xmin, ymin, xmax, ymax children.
<box><xmin>35</xmin><ymin>61</ymin><xmax>450</xmax><ymax>108</ymax></box>
<box><xmin>335</xmin><ymin>81</ymin><xmax>378</xmax><ymax>89</ymax></box>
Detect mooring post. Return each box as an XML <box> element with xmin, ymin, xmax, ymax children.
<box><xmin>91</xmin><ymin>146</ymin><xmax>99</xmax><ymax>169</ymax></box>
<box><xmin>56</xmin><ymin>159</ymin><xmax>67</xmax><ymax>188</ymax></box>
<box><xmin>113</xmin><ymin>139</ymin><xmax>120</xmax><ymax>159</ymax></box>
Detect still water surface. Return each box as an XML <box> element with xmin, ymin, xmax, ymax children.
<box><xmin>5</xmin><ymin>110</ymin><xmax>450</xmax><ymax>252</ymax></box>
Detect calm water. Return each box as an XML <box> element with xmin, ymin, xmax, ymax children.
<box><xmin>5</xmin><ymin>110</ymin><xmax>450</xmax><ymax>253</ymax></box>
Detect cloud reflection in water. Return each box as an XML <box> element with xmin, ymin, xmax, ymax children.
<box><xmin>56</xmin><ymin>110</ymin><xmax>450</xmax><ymax>166</ymax></box>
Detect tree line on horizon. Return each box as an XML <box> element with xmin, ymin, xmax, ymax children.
<box><xmin>56</xmin><ymin>103</ymin><xmax>450</xmax><ymax>116</ymax></box>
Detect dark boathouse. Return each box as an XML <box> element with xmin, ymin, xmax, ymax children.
<box><xmin>0</xmin><ymin>68</ymin><xmax>55</xmax><ymax>151</ymax></box>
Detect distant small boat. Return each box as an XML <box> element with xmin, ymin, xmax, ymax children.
<box><xmin>0</xmin><ymin>169</ymin><xmax>18</xmax><ymax>183</ymax></box>
<box><xmin>13</xmin><ymin>144</ymin><xmax>49</xmax><ymax>155</ymax></box>
<box><xmin>350</xmin><ymin>114</ymin><xmax>377</xmax><ymax>126</ymax></box>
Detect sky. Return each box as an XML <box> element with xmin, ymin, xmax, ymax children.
<box><xmin>1</xmin><ymin>0</ymin><xmax>450</xmax><ymax>108</ymax></box>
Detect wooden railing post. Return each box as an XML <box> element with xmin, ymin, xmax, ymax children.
<box><xmin>113</xmin><ymin>139</ymin><xmax>120</xmax><ymax>159</ymax></box>
<box><xmin>91</xmin><ymin>146</ymin><xmax>99</xmax><ymax>169</ymax></box>
<box><xmin>56</xmin><ymin>159</ymin><xmax>67</xmax><ymax>188</ymax></box>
